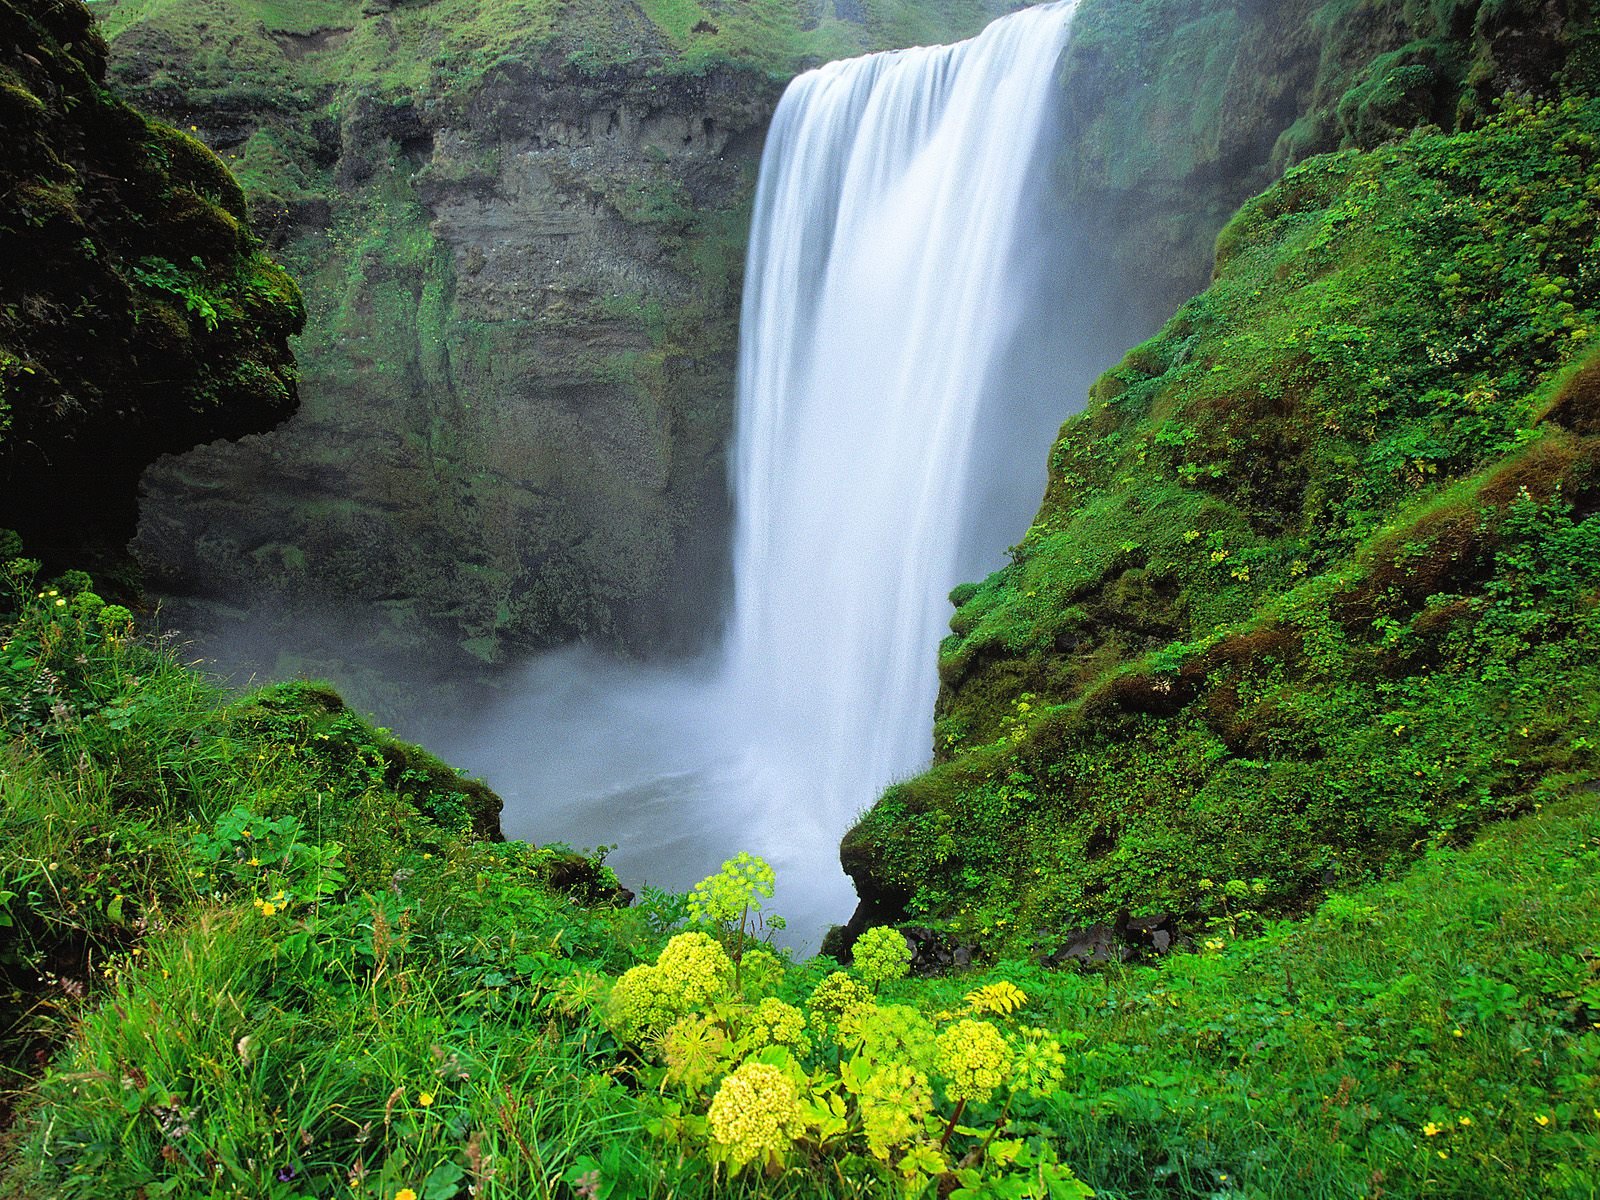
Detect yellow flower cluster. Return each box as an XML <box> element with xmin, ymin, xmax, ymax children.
<box><xmin>688</xmin><ymin>852</ymin><xmax>775</xmax><ymax>926</ymax></box>
<box><xmin>853</xmin><ymin>926</ymin><xmax>912</xmax><ymax>989</ymax></box>
<box><xmin>808</xmin><ymin>971</ymin><xmax>872</xmax><ymax>1032</ymax></box>
<box><xmin>707</xmin><ymin>1062</ymin><xmax>804</xmax><ymax>1170</ymax></box>
<box><xmin>748</xmin><ymin>997</ymin><xmax>809</xmax><ymax>1053</ymax></box>
<box><xmin>936</xmin><ymin>1019</ymin><xmax>1013</xmax><ymax>1104</ymax></box>
<box><xmin>845</xmin><ymin>1003</ymin><xmax>938</xmax><ymax>1075</ymax></box>
<box><xmin>855</xmin><ymin>1063</ymin><xmax>932</xmax><ymax>1159</ymax></box>
<box><xmin>607</xmin><ymin>933</ymin><xmax>734</xmax><ymax>1042</ymax></box>
<box><xmin>655</xmin><ymin>932</ymin><xmax>735</xmax><ymax>1007</ymax></box>
<box><xmin>607</xmin><ymin>964</ymin><xmax>678</xmax><ymax>1040</ymax></box>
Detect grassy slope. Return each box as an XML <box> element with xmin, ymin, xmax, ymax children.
<box><xmin>844</xmin><ymin>94</ymin><xmax>1600</xmax><ymax>949</ymax></box>
<box><xmin>97</xmin><ymin>0</ymin><xmax>1019</xmax><ymax>89</ymax></box>
<box><xmin>2</xmin><ymin>572</ymin><xmax>1596</xmax><ymax>1198</ymax></box>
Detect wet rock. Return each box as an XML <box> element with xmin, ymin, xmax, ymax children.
<box><xmin>1043</xmin><ymin>911</ymin><xmax>1186</xmax><ymax>966</ymax></box>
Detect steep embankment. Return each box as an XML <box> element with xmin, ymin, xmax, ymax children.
<box><xmin>845</xmin><ymin>18</ymin><xmax>1600</xmax><ymax>953</ymax></box>
<box><xmin>0</xmin><ymin>0</ymin><xmax>302</xmax><ymax>579</ymax></box>
<box><xmin>93</xmin><ymin>0</ymin><xmax>1023</xmax><ymax>689</ymax></box>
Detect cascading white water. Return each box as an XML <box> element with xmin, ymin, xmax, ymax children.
<box><xmin>725</xmin><ymin>1</ymin><xmax>1080</xmax><ymax>867</ymax></box>
<box><xmin>435</xmin><ymin>2</ymin><xmax>1085</xmax><ymax>946</ymax></box>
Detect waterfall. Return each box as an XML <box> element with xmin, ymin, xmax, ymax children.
<box><xmin>725</xmin><ymin>1</ymin><xmax>1080</xmax><ymax>864</ymax></box>
<box><xmin>436</xmin><ymin>2</ymin><xmax>1087</xmax><ymax>946</ymax></box>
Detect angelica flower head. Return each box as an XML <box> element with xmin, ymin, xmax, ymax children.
<box><xmin>936</xmin><ymin>1018</ymin><xmax>1012</xmax><ymax>1104</ymax></box>
<box><xmin>607</xmin><ymin>932</ymin><xmax>734</xmax><ymax>1042</ymax></box>
<box><xmin>1009</xmin><ymin>1025</ymin><xmax>1068</xmax><ymax>1097</ymax></box>
<box><xmin>747</xmin><ymin>997</ymin><xmax>810</xmax><ymax>1054</ymax></box>
<box><xmin>661</xmin><ymin>1014</ymin><xmax>732</xmax><ymax>1092</ymax></box>
<box><xmin>854</xmin><ymin>1002</ymin><xmax>938</xmax><ymax>1074</ymax></box>
<box><xmin>808</xmin><ymin>970</ymin><xmax>872</xmax><ymax>1023</ymax></box>
<box><xmin>654</xmin><ymin>931</ymin><xmax>735</xmax><ymax>1007</ymax></box>
<box><xmin>707</xmin><ymin>1061</ymin><xmax>804</xmax><ymax>1171</ymax></box>
<box><xmin>606</xmin><ymin>963</ymin><xmax>676</xmax><ymax>1041</ymax></box>
<box><xmin>688</xmin><ymin>852</ymin><xmax>775</xmax><ymax>926</ymax></box>
<box><xmin>855</xmin><ymin>1063</ymin><xmax>932</xmax><ymax>1159</ymax></box>
<box><xmin>852</xmin><ymin>926</ymin><xmax>912</xmax><ymax>989</ymax></box>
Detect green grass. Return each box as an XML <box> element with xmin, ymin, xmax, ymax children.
<box><xmin>1</xmin><ymin>554</ymin><xmax>1596</xmax><ymax>1199</ymax></box>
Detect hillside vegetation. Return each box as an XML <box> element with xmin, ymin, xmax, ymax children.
<box><xmin>846</xmin><ymin>89</ymin><xmax>1600</xmax><ymax>952</ymax></box>
<box><xmin>2</xmin><ymin>571</ymin><xmax>1597</xmax><ymax>1198</ymax></box>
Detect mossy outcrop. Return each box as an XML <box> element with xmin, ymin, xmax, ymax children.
<box><xmin>1057</xmin><ymin>0</ymin><xmax>1600</xmax><ymax>320</ymax></box>
<box><xmin>0</xmin><ymin>0</ymin><xmax>303</xmax><ymax>576</ymax></box>
<box><xmin>845</xmin><ymin>84</ymin><xmax>1600</xmax><ymax>953</ymax></box>
<box><xmin>92</xmin><ymin>0</ymin><xmax>1021</xmax><ymax>693</ymax></box>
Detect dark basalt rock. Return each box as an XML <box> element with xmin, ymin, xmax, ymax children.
<box><xmin>1042</xmin><ymin>911</ymin><xmax>1186</xmax><ymax>966</ymax></box>
<box><xmin>901</xmin><ymin>926</ymin><xmax>977</xmax><ymax>975</ymax></box>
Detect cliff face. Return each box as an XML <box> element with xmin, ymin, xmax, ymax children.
<box><xmin>96</xmin><ymin>0</ymin><xmax>1021</xmax><ymax>692</ymax></box>
<box><xmin>0</xmin><ymin>0</ymin><xmax>302</xmax><ymax>576</ymax></box>
<box><xmin>844</xmin><ymin>4</ymin><xmax>1600</xmax><ymax>952</ymax></box>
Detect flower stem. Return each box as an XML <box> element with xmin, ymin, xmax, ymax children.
<box><xmin>939</xmin><ymin>1099</ymin><xmax>967</xmax><ymax>1152</ymax></box>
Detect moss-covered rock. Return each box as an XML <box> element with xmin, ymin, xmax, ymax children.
<box><xmin>845</xmin><ymin>89</ymin><xmax>1600</xmax><ymax>956</ymax></box>
<box><xmin>1056</xmin><ymin>0</ymin><xmax>1600</xmax><ymax>323</ymax></box>
<box><xmin>0</xmin><ymin>0</ymin><xmax>303</xmax><ymax>576</ymax></box>
<box><xmin>228</xmin><ymin>679</ymin><xmax>504</xmax><ymax>840</ymax></box>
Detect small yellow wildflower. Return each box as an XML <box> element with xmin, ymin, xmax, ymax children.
<box><xmin>1535</xmin><ymin>1114</ymin><xmax>1552</xmax><ymax>1127</ymax></box>
<box><xmin>1459</xmin><ymin>1115</ymin><xmax>1472</xmax><ymax>1127</ymax></box>
<box><xmin>395</xmin><ymin>1190</ymin><xmax>417</xmax><ymax>1200</ymax></box>
<box><xmin>1422</xmin><ymin>1122</ymin><xmax>1443</xmax><ymax>1137</ymax></box>
<box><xmin>1437</xmin><ymin>1151</ymin><xmax>1448</xmax><ymax>1160</ymax></box>
<box><xmin>418</xmin><ymin>1092</ymin><xmax>434</xmax><ymax>1108</ymax></box>
<box><xmin>1452</xmin><ymin>1028</ymin><xmax>1464</xmax><ymax>1038</ymax></box>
